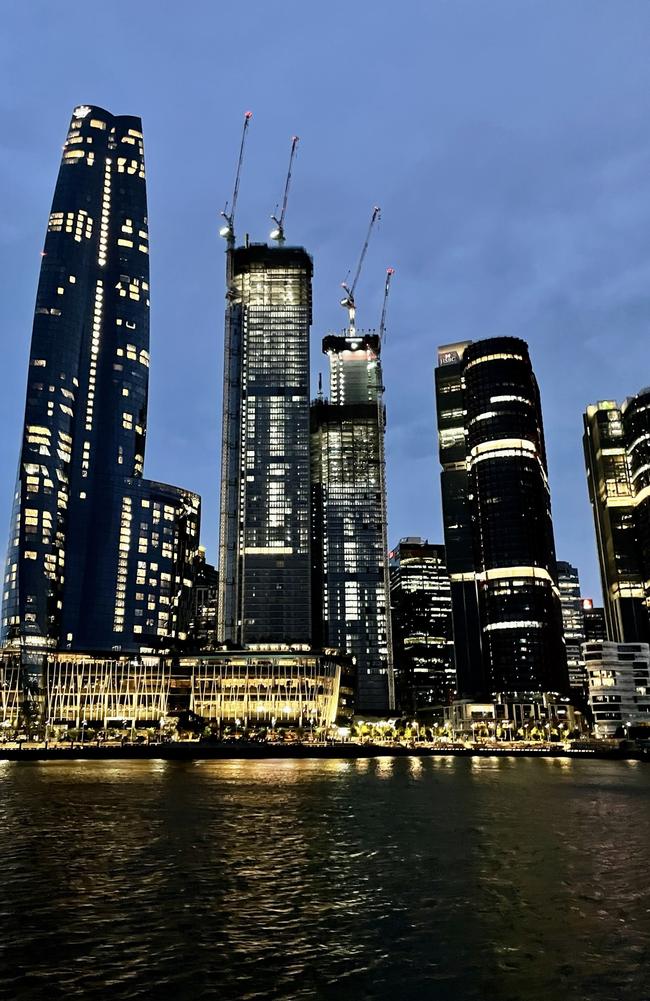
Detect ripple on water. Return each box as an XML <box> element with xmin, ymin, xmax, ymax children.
<box><xmin>0</xmin><ymin>758</ymin><xmax>648</xmax><ymax>1001</ymax></box>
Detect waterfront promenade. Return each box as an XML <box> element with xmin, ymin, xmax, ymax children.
<box><xmin>0</xmin><ymin>740</ymin><xmax>647</xmax><ymax>763</ymax></box>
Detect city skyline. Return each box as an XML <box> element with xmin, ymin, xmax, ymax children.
<box><xmin>3</xmin><ymin>3</ymin><xmax>650</xmax><ymax>606</ymax></box>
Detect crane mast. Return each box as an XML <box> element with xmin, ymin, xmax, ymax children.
<box><xmin>270</xmin><ymin>135</ymin><xmax>299</xmax><ymax>245</ymax></box>
<box><xmin>340</xmin><ymin>205</ymin><xmax>381</xmax><ymax>334</ymax></box>
<box><xmin>379</xmin><ymin>267</ymin><xmax>395</xmax><ymax>343</ymax></box>
<box><xmin>219</xmin><ymin>111</ymin><xmax>253</xmax><ymax>249</ymax></box>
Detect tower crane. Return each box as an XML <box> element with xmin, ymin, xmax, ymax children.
<box><xmin>219</xmin><ymin>111</ymin><xmax>253</xmax><ymax>249</ymax></box>
<box><xmin>270</xmin><ymin>136</ymin><xmax>299</xmax><ymax>245</ymax></box>
<box><xmin>340</xmin><ymin>206</ymin><xmax>381</xmax><ymax>334</ymax></box>
<box><xmin>378</xmin><ymin>267</ymin><xmax>395</xmax><ymax>343</ymax></box>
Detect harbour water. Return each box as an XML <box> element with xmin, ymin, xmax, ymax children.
<box><xmin>0</xmin><ymin>757</ymin><xmax>648</xmax><ymax>1000</ymax></box>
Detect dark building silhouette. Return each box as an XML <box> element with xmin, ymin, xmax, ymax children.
<box><xmin>582</xmin><ymin>599</ymin><xmax>606</xmax><ymax>642</ymax></box>
<box><xmin>217</xmin><ymin>244</ymin><xmax>313</xmax><ymax>646</ymax></box>
<box><xmin>435</xmin><ymin>337</ymin><xmax>568</xmax><ymax>699</ymax></box>
<box><xmin>621</xmin><ymin>390</ymin><xmax>650</xmax><ymax>636</ymax></box>
<box><xmin>311</xmin><ymin>332</ymin><xmax>394</xmax><ymax>714</ymax></box>
<box><xmin>189</xmin><ymin>548</ymin><xmax>218</xmax><ymax>649</ymax></box>
<box><xmin>1</xmin><ymin>105</ymin><xmax>200</xmax><ymax>674</ymax></box>
<box><xmin>583</xmin><ymin>401</ymin><xmax>648</xmax><ymax>642</ymax></box>
<box><xmin>389</xmin><ymin>538</ymin><xmax>455</xmax><ymax>712</ymax></box>
<box><xmin>435</xmin><ymin>342</ymin><xmax>483</xmax><ymax>696</ymax></box>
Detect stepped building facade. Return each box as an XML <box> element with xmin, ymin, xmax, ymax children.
<box><xmin>311</xmin><ymin>332</ymin><xmax>394</xmax><ymax>714</ymax></box>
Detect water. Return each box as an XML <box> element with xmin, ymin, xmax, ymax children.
<box><xmin>0</xmin><ymin>757</ymin><xmax>648</xmax><ymax>1001</ymax></box>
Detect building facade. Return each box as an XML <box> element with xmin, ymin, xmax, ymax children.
<box><xmin>434</xmin><ymin>342</ymin><xmax>483</xmax><ymax>697</ymax></box>
<box><xmin>311</xmin><ymin>332</ymin><xmax>394</xmax><ymax>714</ymax></box>
<box><xmin>1</xmin><ymin>106</ymin><xmax>200</xmax><ymax>676</ymax></box>
<box><xmin>189</xmin><ymin>548</ymin><xmax>218</xmax><ymax>649</ymax></box>
<box><xmin>557</xmin><ymin>561</ymin><xmax>587</xmax><ymax>699</ymax></box>
<box><xmin>217</xmin><ymin>244</ymin><xmax>313</xmax><ymax>646</ymax></box>
<box><xmin>389</xmin><ymin>538</ymin><xmax>455</xmax><ymax>712</ymax></box>
<box><xmin>584</xmin><ymin>640</ymin><xmax>650</xmax><ymax>737</ymax></box>
<box><xmin>582</xmin><ymin>599</ymin><xmax>606</xmax><ymax>642</ymax></box>
<box><xmin>583</xmin><ymin>402</ymin><xmax>648</xmax><ymax>643</ymax></box>
<box><xmin>0</xmin><ymin>646</ymin><xmax>354</xmax><ymax>732</ymax></box>
<box><xmin>435</xmin><ymin>337</ymin><xmax>568</xmax><ymax>699</ymax></box>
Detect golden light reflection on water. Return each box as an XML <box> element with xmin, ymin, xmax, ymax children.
<box><xmin>375</xmin><ymin>757</ymin><xmax>395</xmax><ymax>778</ymax></box>
<box><xmin>430</xmin><ymin>755</ymin><xmax>455</xmax><ymax>768</ymax></box>
<box><xmin>408</xmin><ymin>756</ymin><xmax>423</xmax><ymax>777</ymax></box>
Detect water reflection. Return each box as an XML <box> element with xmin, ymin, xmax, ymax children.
<box><xmin>0</xmin><ymin>758</ymin><xmax>648</xmax><ymax>1000</ymax></box>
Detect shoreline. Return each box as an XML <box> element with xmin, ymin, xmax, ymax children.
<box><xmin>0</xmin><ymin>742</ymin><xmax>647</xmax><ymax>763</ymax></box>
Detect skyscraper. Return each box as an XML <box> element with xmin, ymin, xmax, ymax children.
<box><xmin>217</xmin><ymin>243</ymin><xmax>313</xmax><ymax>646</ymax></box>
<box><xmin>2</xmin><ymin>105</ymin><xmax>200</xmax><ymax>668</ymax></box>
<box><xmin>435</xmin><ymin>336</ymin><xmax>568</xmax><ymax>699</ymax></box>
<box><xmin>583</xmin><ymin>401</ymin><xmax>647</xmax><ymax>642</ymax></box>
<box><xmin>435</xmin><ymin>342</ymin><xmax>483</xmax><ymax>696</ymax></box>
<box><xmin>556</xmin><ymin>561</ymin><xmax>586</xmax><ymax>698</ymax></box>
<box><xmin>621</xmin><ymin>389</ymin><xmax>650</xmax><ymax>634</ymax></box>
<box><xmin>389</xmin><ymin>538</ymin><xmax>455</xmax><ymax>712</ymax></box>
<box><xmin>311</xmin><ymin>331</ymin><xmax>394</xmax><ymax>714</ymax></box>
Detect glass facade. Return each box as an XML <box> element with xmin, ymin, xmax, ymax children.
<box><xmin>189</xmin><ymin>548</ymin><xmax>219</xmax><ymax>650</ymax></box>
<box><xmin>389</xmin><ymin>538</ymin><xmax>456</xmax><ymax>712</ymax></box>
<box><xmin>218</xmin><ymin>245</ymin><xmax>313</xmax><ymax>645</ymax></box>
<box><xmin>582</xmin><ymin>600</ymin><xmax>607</xmax><ymax>642</ymax></box>
<box><xmin>2</xmin><ymin>105</ymin><xmax>200</xmax><ymax>662</ymax></box>
<box><xmin>435</xmin><ymin>342</ymin><xmax>483</xmax><ymax>696</ymax></box>
<box><xmin>556</xmin><ymin>561</ymin><xmax>586</xmax><ymax>698</ymax></box>
<box><xmin>583</xmin><ymin>402</ymin><xmax>647</xmax><ymax>642</ymax></box>
<box><xmin>436</xmin><ymin>337</ymin><xmax>568</xmax><ymax>698</ymax></box>
<box><xmin>621</xmin><ymin>389</ymin><xmax>650</xmax><ymax>635</ymax></box>
<box><xmin>311</xmin><ymin>333</ymin><xmax>394</xmax><ymax>714</ymax></box>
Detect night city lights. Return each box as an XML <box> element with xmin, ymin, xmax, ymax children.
<box><xmin>1</xmin><ymin>3</ymin><xmax>649</xmax><ymax>999</ymax></box>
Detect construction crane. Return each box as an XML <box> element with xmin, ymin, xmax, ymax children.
<box><xmin>340</xmin><ymin>205</ymin><xmax>381</xmax><ymax>333</ymax></box>
<box><xmin>378</xmin><ymin>267</ymin><xmax>395</xmax><ymax>343</ymax></box>
<box><xmin>270</xmin><ymin>136</ymin><xmax>299</xmax><ymax>245</ymax></box>
<box><xmin>219</xmin><ymin>111</ymin><xmax>253</xmax><ymax>249</ymax></box>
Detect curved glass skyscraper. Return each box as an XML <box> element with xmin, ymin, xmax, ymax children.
<box><xmin>2</xmin><ymin>105</ymin><xmax>200</xmax><ymax>664</ymax></box>
<box><xmin>436</xmin><ymin>336</ymin><xmax>568</xmax><ymax>698</ymax></box>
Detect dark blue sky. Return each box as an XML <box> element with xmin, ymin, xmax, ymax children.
<box><xmin>2</xmin><ymin>0</ymin><xmax>650</xmax><ymax>601</ymax></box>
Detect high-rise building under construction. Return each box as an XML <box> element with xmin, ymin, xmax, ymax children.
<box><xmin>217</xmin><ymin>243</ymin><xmax>313</xmax><ymax>645</ymax></box>
<box><xmin>1</xmin><ymin>105</ymin><xmax>200</xmax><ymax>672</ymax></box>
<box><xmin>311</xmin><ymin>331</ymin><xmax>394</xmax><ymax>714</ymax></box>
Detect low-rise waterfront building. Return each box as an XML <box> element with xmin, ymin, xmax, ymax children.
<box><xmin>439</xmin><ymin>695</ymin><xmax>584</xmax><ymax>742</ymax></box>
<box><xmin>584</xmin><ymin>640</ymin><xmax>650</xmax><ymax>737</ymax></box>
<box><xmin>0</xmin><ymin>646</ymin><xmax>353</xmax><ymax>733</ymax></box>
